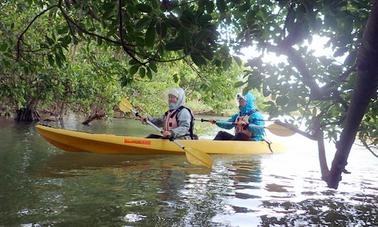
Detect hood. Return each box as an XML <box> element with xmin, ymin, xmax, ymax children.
<box><xmin>239</xmin><ymin>92</ymin><xmax>256</xmax><ymax>115</ymax></box>
<box><xmin>168</xmin><ymin>88</ymin><xmax>185</xmax><ymax>110</ymax></box>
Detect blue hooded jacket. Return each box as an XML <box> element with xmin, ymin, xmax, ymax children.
<box><xmin>215</xmin><ymin>92</ymin><xmax>265</xmax><ymax>141</ymax></box>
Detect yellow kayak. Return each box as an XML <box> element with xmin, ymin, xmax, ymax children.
<box><xmin>35</xmin><ymin>125</ymin><xmax>285</xmax><ymax>155</ymax></box>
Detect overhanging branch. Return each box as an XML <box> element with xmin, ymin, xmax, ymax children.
<box><xmin>16</xmin><ymin>4</ymin><xmax>59</xmax><ymax>60</ymax></box>
<box><xmin>59</xmin><ymin>4</ymin><xmax>122</xmax><ymax>46</ymax></box>
<box><xmin>279</xmin><ymin>45</ymin><xmax>322</xmax><ymax>99</ymax></box>
<box><xmin>118</xmin><ymin>0</ymin><xmax>145</xmax><ymax>65</ymax></box>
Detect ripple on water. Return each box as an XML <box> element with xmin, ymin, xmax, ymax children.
<box><xmin>122</xmin><ymin>213</ymin><xmax>146</xmax><ymax>223</ymax></box>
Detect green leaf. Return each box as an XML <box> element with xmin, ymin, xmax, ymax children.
<box><xmin>136</xmin><ymin>17</ymin><xmax>151</xmax><ymax>28</ymax></box>
<box><xmin>40</xmin><ymin>43</ymin><xmax>49</xmax><ymax>48</ymax></box>
<box><xmin>234</xmin><ymin>81</ymin><xmax>247</xmax><ymax>88</ymax></box>
<box><xmin>172</xmin><ymin>73</ymin><xmax>179</xmax><ymax>83</ymax></box>
<box><xmin>149</xmin><ymin>63</ymin><xmax>157</xmax><ymax>72</ymax></box>
<box><xmin>129</xmin><ymin>65</ymin><xmax>140</xmax><ymax>75</ymax></box>
<box><xmin>202</xmin><ymin>50</ymin><xmax>214</xmax><ymax>61</ymax></box>
<box><xmin>166</xmin><ymin>17</ymin><xmax>181</xmax><ymax>28</ymax></box>
<box><xmin>97</xmin><ymin>36</ymin><xmax>103</xmax><ymax>45</ymax></box>
<box><xmin>0</xmin><ymin>43</ymin><xmax>8</xmax><ymax>52</ymax></box>
<box><xmin>136</xmin><ymin>3</ymin><xmax>152</xmax><ymax>13</ymax></box>
<box><xmin>73</xmin><ymin>37</ymin><xmax>79</xmax><ymax>45</ymax></box>
<box><xmin>139</xmin><ymin>67</ymin><xmax>146</xmax><ymax>78</ymax></box>
<box><xmin>157</xmin><ymin>21</ymin><xmax>168</xmax><ymax>38</ymax></box>
<box><xmin>59</xmin><ymin>35</ymin><xmax>71</xmax><ymax>48</ymax></box>
<box><xmin>166</xmin><ymin>39</ymin><xmax>184</xmax><ymax>51</ymax></box>
<box><xmin>151</xmin><ymin>0</ymin><xmax>159</xmax><ymax>9</ymax></box>
<box><xmin>205</xmin><ymin>1</ymin><xmax>215</xmax><ymax>13</ymax></box>
<box><xmin>145</xmin><ymin>20</ymin><xmax>156</xmax><ymax>47</ymax></box>
<box><xmin>146</xmin><ymin>67</ymin><xmax>153</xmax><ymax>79</ymax></box>
<box><xmin>216</xmin><ymin>0</ymin><xmax>226</xmax><ymax>13</ymax></box>
<box><xmin>47</xmin><ymin>54</ymin><xmax>54</xmax><ymax>66</ymax></box>
<box><xmin>191</xmin><ymin>52</ymin><xmax>207</xmax><ymax>66</ymax></box>
<box><xmin>233</xmin><ymin>56</ymin><xmax>242</xmax><ymax>66</ymax></box>
<box><xmin>3</xmin><ymin>59</ymin><xmax>11</xmax><ymax>67</ymax></box>
<box><xmin>146</xmin><ymin>68</ymin><xmax>153</xmax><ymax>79</ymax></box>
<box><xmin>103</xmin><ymin>2</ymin><xmax>115</xmax><ymax>19</ymax></box>
<box><xmin>276</xmin><ymin>95</ymin><xmax>289</xmax><ymax>106</ymax></box>
<box><xmin>135</xmin><ymin>36</ymin><xmax>145</xmax><ymax>46</ymax></box>
<box><xmin>55</xmin><ymin>52</ymin><xmax>63</xmax><ymax>67</ymax></box>
<box><xmin>181</xmin><ymin>10</ymin><xmax>195</xmax><ymax>26</ymax></box>
<box><xmin>129</xmin><ymin>59</ymin><xmax>140</xmax><ymax>65</ymax></box>
<box><xmin>46</xmin><ymin>36</ymin><xmax>54</xmax><ymax>45</ymax></box>
<box><xmin>57</xmin><ymin>26</ymin><xmax>68</xmax><ymax>34</ymax></box>
<box><xmin>214</xmin><ymin>59</ymin><xmax>221</xmax><ymax>66</ymax></box>
<box><xmin>238</xmin><ymin>2</ymin><xmax>250</xmax><ymax>12</ymax></box>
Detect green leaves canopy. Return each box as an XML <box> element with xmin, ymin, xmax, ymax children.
<box><xmin>2</xmin><ymin>0</ymin><xmax>377</xmax><ymax>148</ymax></box>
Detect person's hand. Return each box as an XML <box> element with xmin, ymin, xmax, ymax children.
<box><xmin>236</xmin><ymin>121</ymin><xmax>248</xmax><ymax>126</ymax></box>
<box><xmin>162</xmin><ymin>130</ymin><xmax>172</xmax><ymax>138</ymax></box>
<box><xmin>136</xmin><ymin>116</ymin><xmax>147</xmax><ymax>124</ymax></box>
<box><xmin>208</xmin><ymin>119</ymin><xmax>216</xmax><ymax>124</ymax></box>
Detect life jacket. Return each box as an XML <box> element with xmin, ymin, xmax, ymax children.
<box><xmin>234</xmin><ymin>109</ymin><xmax>257</xmax><ymax>138</ymax></box>
<box><xmin>164</xmin><ymin>106</ymin><xmax>195</xmax><ymax>139</ymax></box>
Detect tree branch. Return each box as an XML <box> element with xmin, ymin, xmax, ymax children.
<box><xmin>275</xmin><ymin>117</ymin><xmax>331</xmax><ymax>182</ymax></box>
<box><xmin>318</xmin><ymin>65</ymin><xmax>356</xmax><ymax>96</ymax></box>
<box><xmin>268</xmin><ymin>42</ymin><xmax>357</xmax><ymax>105</ymax></box>
<box><xmin>118</xmin><ymin>0</ymin><xmax>145</xmax><ymax>65</ymax></box>
<box><xmin>361</xmin><ymin>140</ymin><xmax>378</xmax><ymax>158</ymax></box>
<box><xmin>58</xmin><ymin>4</ymin><xmax>122</xmax><ymax>46</ymax></box>
<box><xmin>279</xmin><ymin>45</ymin><xmax>322</xmax><ymax>99</ymax></box>
<box><xmin>17</xmin><ymin>4</ymin><xmax>59</xmax><ymax>60</ymax></box>
<box><xmin>151</xmin><ymin>54</ymin><xmax>189</xmax><ymax>63</ymax></box>
<box><xmin>184</xmin><ymin>58</ymin><xmax>210</xmax><ymax>83</ymax></box>
<box><xmin>310</xmin><ymin>116</ymin><xmax>331</xmax><ymax>180</ymax></box>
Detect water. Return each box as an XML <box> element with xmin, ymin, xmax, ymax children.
<box><xmin>0</xmin><ymin>117</ymin><xmax>377</xmax><ymax>226</ymax></box>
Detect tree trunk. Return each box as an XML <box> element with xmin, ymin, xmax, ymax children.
<box><xmin>82</xmin><ymin>109</ymin><xmax>105</xmax><ymax>125</ymax></box>
<box><xmin>15</xmin><ymin>99</ymin><xmax>40</xmax><ymax>122</ymax></box>
<box><xmin>57</xmin><ymin>101</ymin><xmax>65</xmax><ymax>120</ymax></box>
<box><xmin>327</xmin><ymin>2</ymin><xmax>378</xmax><ymax>189</ymax></box>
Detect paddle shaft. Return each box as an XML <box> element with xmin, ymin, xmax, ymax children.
<box><xmin>200</xmin><ymin>118</ymin><xmax>294</xmax><ymax>137</ymax></box>
<box><xmin>200</xmin><ymin>119</ymin><xmax>265</xmax><ymax>129</ymax></box>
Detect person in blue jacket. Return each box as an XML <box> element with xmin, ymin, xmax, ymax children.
<box><xmin>209</xmin><ymin>92</ymin><xmax>265</xmax><ymax>141</ymax></box>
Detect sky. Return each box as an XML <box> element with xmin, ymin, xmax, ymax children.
<box><xmin>238</xmin><ymin>35</ymin><xmax>346</xmax><ymax>64</ymax></box>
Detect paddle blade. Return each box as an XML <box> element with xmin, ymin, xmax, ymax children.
<box><xmin>266</xmin><ymin>123</ymin><xmax>295</xmax><ymax>137</ymax></box>
<box><xmin>184</xmin><ymin>147</ymin><xmax>213</xmax><ymax>169</ymax></box>
<box><xmin>118</xmin><ymin>98</ymin><xmax>133</xmax><ymax>113</ymax></box>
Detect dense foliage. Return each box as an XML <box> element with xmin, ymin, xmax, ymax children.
<box><xmin>0</xmin><ymin>1</ymin><xmax>242</xmax><ymax>119</ymax></box>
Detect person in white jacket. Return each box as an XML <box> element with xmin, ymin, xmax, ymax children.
<box><xmin>137</xmin><ymin>88</ymin><xmax>195</xmax><ymax>140</ymax></box>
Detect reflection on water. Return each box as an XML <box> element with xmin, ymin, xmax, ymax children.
<box><xmin>0</xmin><ymin>117</ymin><xmax>377</xmax><ymax>226</ymax></box>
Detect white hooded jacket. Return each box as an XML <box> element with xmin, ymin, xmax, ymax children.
<box><xmin>149</xmin><ymin>88</ymin><xmax>194</xmax><ymax>139</ymax></box>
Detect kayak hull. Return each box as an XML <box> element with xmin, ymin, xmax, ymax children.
<box><xmin>36</xmin><ymin>125</ymin><xmax>285</xmax><ymax>155</ymax></box>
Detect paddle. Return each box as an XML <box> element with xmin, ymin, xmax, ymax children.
<box><xmin>119</xmin><ymin>98</ymin><xmax>213</xmax><ymax>169</ymax></box>
<box><xmin>200</xmin><ymin>119</ymin><xmax>295</xmax><ymax>137</ymax></box>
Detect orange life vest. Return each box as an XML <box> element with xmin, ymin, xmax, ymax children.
<box><xmin>163</xmin><ymin>106</ymin><xmax>195</xmax><ymax>139</ymax></box>
<box><xmin>234</xmin><ymin>115</ymin><xmax>252</xmax><ymax>137</ymax></box>
<box><xmin>164</xmin><ymin>110</ymin><xmax>178</xmax><ymax>131</ymax></box>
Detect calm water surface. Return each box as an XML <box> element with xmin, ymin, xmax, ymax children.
<box><xmin>0</xmin><ymin>117</ymin><xmax>377</xmax><ymax>226</ymax></box>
